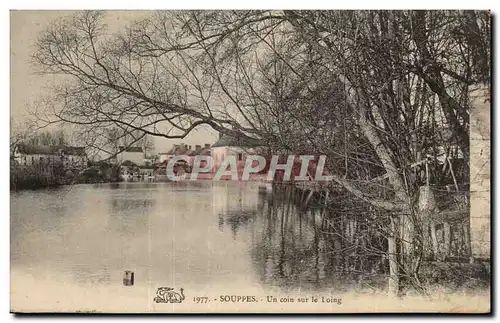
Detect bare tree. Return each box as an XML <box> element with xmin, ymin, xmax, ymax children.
<box><xmin>31</xmin><ymin>10</ymin><xmax>490</xmax><ymax>296</ymax></box>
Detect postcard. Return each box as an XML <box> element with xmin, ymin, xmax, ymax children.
<box><xmin>10</xmin><ymin>9</ymin><xmax>490</xmax><ymax>314</ymax></box>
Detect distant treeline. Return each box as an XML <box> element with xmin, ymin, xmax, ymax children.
<box><xmin>10</xmin><ymin>161</ymin><xmax>122</xmax><ymax>190</ymax></box>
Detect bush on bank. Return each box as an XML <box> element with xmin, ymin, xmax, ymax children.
<box><xmin>10</xmin><ymin>161</ymin><xmax>122</xmax><ymax>190</ymax></box>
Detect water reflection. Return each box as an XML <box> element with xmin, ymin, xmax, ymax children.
<box><xmin>11</xmin><ymin>181</ymin><xmax>387</xmax><ymax>299</ymax></box>
<box><xmin>218</xmin><ymin>210</ymin><xmax>256</xmax><ymax>239</ymax></box>
<box><xmin>218</xmin><ymin>185</ymin><xmax>388</xmax><ymax>292</ymax></box>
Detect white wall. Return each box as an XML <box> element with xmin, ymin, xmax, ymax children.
<box><xmin>13</xmin><ymin>153</ymin><xmax>86</xmax><ymax>168</ymax></box>
<box><xmin>63</xmin><ymin>155</ymin><xmax>87</xmax><ymax>168</ymax></box>
<box><xmin>14</xmin><ymin>153</ymin><xmax>61</xmax><ymax>166</ymax></box>
<box><xmin>211</xmin><ymin>146</ymin><xmax>252</xmax><ymax>174</ymax></box>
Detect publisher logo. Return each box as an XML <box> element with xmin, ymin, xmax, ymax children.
<box><xmin>154</xmin><ymin>287</ymin><xmax>186</xmax><ymax>304</ymax></box>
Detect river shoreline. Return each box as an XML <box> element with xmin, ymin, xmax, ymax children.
<box><xmin>10</xmin><ymin>162</ymin><xmax>123</xmax><ymax>191</ymax></box>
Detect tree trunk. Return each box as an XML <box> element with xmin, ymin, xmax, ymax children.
<box><xmin>443</xmin><ymin>222</ymin><xmax>451</xmax><ymax>259</ymax></box>
<box><xmin>422</xmin><ymin>222</ymin><xmax>433</xmax><ymax>259</ymax></box>
<box><xmin>388</xmin><ymin>216</ymin><xmax>400</xmax><ymax>297</ymax></box>
<box><xmin>399</xmin><ymin>205</ymin><xmax>414</xmax><ymax>273</ymax></box>
<box><xmin>430</xmin><ymin>222</ymin><xmax>439</xmax><ymax>260</ymax></box>
<box><xmin>357</xmin><ymin>95</ymin><xmax>414</xmax><ymax>296</ymax></box>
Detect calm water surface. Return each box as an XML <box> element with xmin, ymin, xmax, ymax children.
<box><xmin>11</xmin><ymin>181</ymin><xmax>382</xmax><ymax>311</ymax></box>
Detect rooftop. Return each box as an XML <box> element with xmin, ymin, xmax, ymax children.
<box><xmin>188</xmin><ymin>146</ymin><xmax>211</xmax><ymax>156</ymax></box>
<box><xmin>166</xmin><ymin>144</ymin><xmax>194</xmax><ymax>155</ymax></box>
<box><xmin>16</xmin><ymin>144</ymin><xmax>86</xmax><ymax>156</ymax></box>
<box><xmin>119</xmin><ymin>146</ymin><xmax>143</xmax><ymax>153</ymax></box>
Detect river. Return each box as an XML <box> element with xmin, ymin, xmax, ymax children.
<box><xmin>10</xmin><ymin>181</ymin><xmax>486</xmax><ymax>313</ymax></box>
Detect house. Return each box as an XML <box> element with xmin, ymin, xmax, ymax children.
<box><xmin>13</xmin><ymin>144</ymin><xmax>87</xmax><ymax>168</ymax></box>
<box><xmin>60</xmin><ymin>146</ymin><xmax>87</xmax><ymax>168</ymax></box>
<box><xmin>158</xmin><ymin>144</ymin><xmax>187</xmax><ymax>163</ymax></box>
<box><xmin>117</xmin><ymin>146</ymin><xmax>144</xmax><ymax>166</ymax></box>
<box><xmin>187</xmin><ymin>144</ymin><xmax>212</xmax><ymax>167</ymax></box>
<box><xmin>175</xmin><ymin>144</ymin><xmax>194</xmax><ymax>156</ymax></box>
<box><xmin>211</xmin><ymin>133</ymin><xmax>262</xmax><ymax>175</ymax></box>
<box><xmin>158</xmin><ymin>143</ymin><xmax>209</xmax><ymax>164</ymax></box>
<box><xmin>157</xmin><ymin>144</ymin><xmax>181</xmax><ymax>163</ymax></box>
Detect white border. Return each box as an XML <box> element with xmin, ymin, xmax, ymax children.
<box><xmin>3</xmin><ymin>0</ymin><xmax>496</xmax><ymax>10</ymax></box>
<box><xmin>2</xmin><ymin>2</ymin><xmax>498</xmax><ymax>322</ymax></box>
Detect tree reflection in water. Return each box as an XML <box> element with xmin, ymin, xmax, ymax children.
<box><xmin>218</xmin><ymin>184</ymin><xmax>389</xmax><ymax>293</ymax></box>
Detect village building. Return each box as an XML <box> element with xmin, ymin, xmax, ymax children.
<box><xmin>211</xmin><ymin>134</ymin><xmax>262</xmax><ymax>175</ymax></box>
<box><xmin>157</xmin><ymin>143</ymin><xmax>190</xmax><ymax>163</ymax></box>
<box><xmin>154</xmin><ymin>143</ymin><xmax>213</xmax><ymax>176</ymax></box>
<box><xmin>158</xmin><ymin>143</ymin><xmax>212</xmax><ymax>164</ymax></box>
<box><xmin>187</xmin><ymin>144</ymin><xmax>212</xmax><ymax>167</ymax></box>
<box><xmin>13</xmin><ymin>144</ymin><xmax>87</xmax><ymax>168</ymax></box>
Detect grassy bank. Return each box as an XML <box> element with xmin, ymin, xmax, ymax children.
<box><xmin>10</xmin><ymin>162</ymin><xmax>122</xmax><ymax>190</ymax></box>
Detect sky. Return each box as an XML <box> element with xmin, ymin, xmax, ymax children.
<box><xmin>10</xmin><ymin>10</ymin><xmax>219</xmax><ymax>154</ymax></box>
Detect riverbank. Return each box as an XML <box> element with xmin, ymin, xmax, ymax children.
<box><xmin>10</xmin><ymin>162</ymin><xmax>122</xmax><ymax>190</ymax></box>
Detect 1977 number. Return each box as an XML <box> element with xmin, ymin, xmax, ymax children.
<box><xmin>193</xmin><ymin>296</ymin><xmax>209</xmax><ymax>303</ymax></box>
